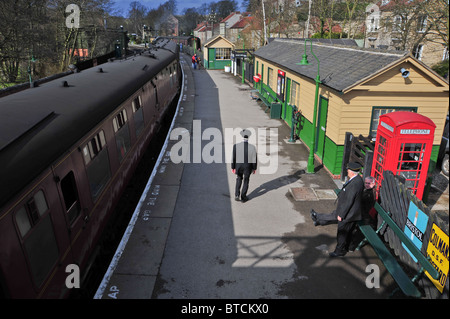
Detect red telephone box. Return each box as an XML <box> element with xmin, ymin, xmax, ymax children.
<box><xmin>371</xmin><ymin>111</ymin><xmax>436</xmax><ymax>200</ymax></box>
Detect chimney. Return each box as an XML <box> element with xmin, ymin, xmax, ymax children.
<box><xmin>220</xmin><ymin>22</ymin><xmax>226</xmax><ymax>37</ymax></box>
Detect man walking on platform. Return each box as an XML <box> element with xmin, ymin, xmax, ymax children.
<box><xmin>310</xmin><ymin>162</ymin><xmax>364</xmax><ymax>257</ymax></box>
<box><xmin>231</xmin><ymin>129</ymin><xmax>257</xmax><ymax>203</ymax></box>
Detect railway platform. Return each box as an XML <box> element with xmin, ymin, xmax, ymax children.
<box><xmin>94</xmin><ymin>53</ymin><xmax>398</xmax><ymax>301</ymax></box>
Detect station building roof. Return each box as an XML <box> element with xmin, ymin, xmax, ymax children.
<box><xmin>254</xmin><ymin>38</ymin><xmax>412</xmax><ymax>93</ymax></box>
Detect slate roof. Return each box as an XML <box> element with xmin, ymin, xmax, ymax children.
<box><xmin>204</xmin><ymin>34</ymin><xmax>235</xmax><ymax>48</ymax></box>
<box><xmin>254</xmin><ymin>38</ymin><xmax>408</xmax><ymax>92</ymax></box>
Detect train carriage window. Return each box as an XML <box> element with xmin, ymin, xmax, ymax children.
<box><xmin>132</xmin><ymin>96</ymin><xmax>144</xmax><ymax>136</ymax></box>
<box><xmin>113</xmin><ymin>109</ymin><xmax>131</xmax><ymax>163</ymax></box>
<box><xmin>82</xmin><ymin>131</ymin><xmax>111</xmax><ymax>202</ymax></box>
<box><xmin>82</xmin><ymin>131</ymin><xmax>106</xmax><ymax>165</ymax></box>
<box><xmin>24</xmin><ymin>214</ymin><xmax>59</xmax><ymax>288</ymax></box>
<box><xmin>34</xmin><ymin>191</ymin><xmax>48</xmax><ymax>217</ymax></box>
<box><xmin>15</xmin><ymin>190</ymin><xmax>49</xmax><ymax>238</ymax></box>
<box><xmin>61</xmin><ymin>171</ymin><xmax>81</xmax><ymax>224</ymax></box>
<box><xmin>16</xmin><ymin>207</ymin><xmax>32</xmax><ymax>237</ymax></box>
<box><xmin>13</xmin><ymin>191</ymin><xmax>58</xmax><ymax>288</ymax></box>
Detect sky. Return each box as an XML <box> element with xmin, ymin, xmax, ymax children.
<box><xmin>111</xmin><ymin>0</ymin><xmax>243</xmax><ymax>16</ymax></box>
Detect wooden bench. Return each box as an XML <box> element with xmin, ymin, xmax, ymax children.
<box><xmin>334</xmin><ymin>189</ymin><xmax>440</xmax><ymax>298</ymax></box>
<box><xmin>256</xmin><ymin>87</ymin><xmax>277</xmax><ymax>113</ymax></box>
<box><xmin>250</xmin><ymin>89</ymin><xmax>259</xmax><ymax>100</ymax></box>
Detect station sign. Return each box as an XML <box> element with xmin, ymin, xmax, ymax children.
<box><xmin>402</xmin><ymin>201</ymin><xmax>428</xmax><ymax>262</ymax></box>
<box><xmin>232</xmin><ymin>49</ymin><xmax>253</xmax><ymax>60</ymax></box>
<box><xmin>233</xmin><ymin>53</ymin><xmax>247</xmax><ymax>59</ymax></box>
<box><xmin>426</xmin><ymin>224</ymin><xmax>449</xmax><ymax>293</ymax></box>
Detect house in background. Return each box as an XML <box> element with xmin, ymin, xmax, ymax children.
<box><xmin>365</xmin><ymin>1</ymin><xmax>448</xmax><ymax>68</ymax></box>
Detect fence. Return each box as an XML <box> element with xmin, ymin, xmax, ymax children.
<box><xmin>234</xmin><ymin>59</ymin><xmax>254</xmax><ymax>84</ymax></box>
<box><xmin>342</xmin><ymin>133</ymin><xmax>374</xmax><ymax>181</ymax></box>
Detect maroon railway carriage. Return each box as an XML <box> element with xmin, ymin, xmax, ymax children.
<box><xmin>161</xmin><ymin>35</ymin><xmax>201</xmax><ymax>50</ymax></box>
<box><xmin>0</xmin><ymin>38</ymin><xmax>180</xmax><ymax>298</ymax></box>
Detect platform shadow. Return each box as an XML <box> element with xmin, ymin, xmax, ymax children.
<box><xmin>248</xmin><ymin>169</ymin><xmax>305</xmax><ymax>200</ymax></box>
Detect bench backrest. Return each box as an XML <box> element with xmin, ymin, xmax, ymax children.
<box><xmin>375</xmin><ymin>202</ymin><xmax>439</xmax><ymax>280</ymax></box>
<box><xmin>261</xmin><ymin>87</ymin><xmax>276</xmax><ymax>100</ymax></box>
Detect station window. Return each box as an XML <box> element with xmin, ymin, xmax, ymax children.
<box><xmin>113</xmin><ymin>109</ymin><xmax>131</xmax><ymax>163</ymax></box>
<box><xmin>370</xmin><ymin>107</ymin><xmax>416</xmax><ymax>138</ymax></box>
<box><xmin>290</xmin><ymin>80</ymin><xmax>300</xmax><ymax>108</ymax></box>
<box><xmin>215</xmin><ymin>48</ymin><xmax>231</xmax><ymax>60</ymax></box>
<box><xmin>82</xmin><ymin>130</ymin><xmax>111</xmax><ymax>201</ymax></box>
<box><xmin>267</xmin><ymin>68</ymin><xmax>274</xmax><ymax>90</ymax></box>
<box><xmin>132</xmin><ymin>96</ymin><xmax>145</xmax><ymax>136</ymax></box>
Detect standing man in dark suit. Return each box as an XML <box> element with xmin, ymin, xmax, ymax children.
<box><xmin>310</xmin><ymin>162</ymin><xmax>364</xmax><ymax>257</ymax></box>
<box><xmin>231</xmin><ymin>129</ymin><xmax>257</xmax><ymax>203</ymax></box>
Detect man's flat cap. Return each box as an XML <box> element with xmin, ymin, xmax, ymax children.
<box><xmin>347</xmin><ymin>162</ymin><xmax>362</xmax><ymax>172</ymax></box>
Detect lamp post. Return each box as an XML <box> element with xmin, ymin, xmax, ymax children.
<box><xmin>27</xmin><ymin>54</ymin><xmax>37</xmax><ymax>88</ymax></box>
<box><xmin>297</xmin><ymin>39</ymin><xmax>321</xmax><ymax>174</ymax></box>
<box><xmin>238</xmin><ymin>33</ymin><xmax>245</xmax><ymax>84</ymax></box>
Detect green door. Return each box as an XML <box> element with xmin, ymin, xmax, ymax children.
<box><xmin>284</xmin><ymin>78</ymin><xmax>291</xmax><ymax>121</ymax></box>
<box><xmin>315</xmin><ymin>96</ymin><xmax>328</xmax><ymax>160</ymax></box>
<box><xmin>208</xmin><ymin>48</ymin><xmax>215</xmax><ymax>69</ymax></box>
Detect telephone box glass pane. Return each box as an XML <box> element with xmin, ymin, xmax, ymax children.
<box><xmin>396</xmin><ymin>143</ymin><xmax>425</xmax><ymax>194</ymax></box>
<box><xmin>373</xmin><ymin>135</ymin><xmax>389</xmax><ymax>192</ymax></box>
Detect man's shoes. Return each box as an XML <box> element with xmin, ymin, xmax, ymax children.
<box><xmin>310</xmin><ymin>209</ymin><xmax>319</xmax><ymax>226</ymax></box>
<box><xmin>329</xmin><ymin>251</ymin><xmax>346</xmax><ymax>258</ymax></box>
<box><xmin>235</xmin><ymin>196</ymin><xmax>240</xmax><ymax>201</ymax></box>
<box><xmin>241</xmin><ymin>196</ymin><xmax>248</xmax><ymax>203</ymax></box>
<box><xmin>310</xmin><ymin>209</ymin><xmax>318</xmax><ymax>221</ymax></box>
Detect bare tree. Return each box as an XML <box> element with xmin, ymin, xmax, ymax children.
<box><xmin>128</xmin><ymin>1</ymin><xmax>148</xmax><ymax>36</ymax></box>
<box><xmin>273</xmin><ymin>0</ymin><xmax>301</xmax><ymax>38</ymax></box>
<box><xmin>0</xmin><ymin>0</ymin><xmax>48</xmax><ymax>83</ymax></box>
<box><xmin>341</xmin><ymin>0</ymin><xmax>366</xmax><ymax>39</ymax></box>
<box><xmin>423</xmin><ymin>0</ymin><xmax>449</xmax><ymax>52</ymax></box>
<box><xmin>379</xmin><ymin>0</ymin><xmax>433</xmax><ymax>51</ymax></box>
<box><xmin>0</xmin><ymin>0</ymin><xmax>119</xmax><ymax>85</ymax></box>
<box><xmin>310</xmin><ymin>0</ymin><xmax>335</xmax><ymax>37</ymax></box>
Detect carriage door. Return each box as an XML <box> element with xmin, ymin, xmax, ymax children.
<box><xmin>52</xmin><ymin>157</ymin><xmax>90</xmax><ymax>264</ymax></box>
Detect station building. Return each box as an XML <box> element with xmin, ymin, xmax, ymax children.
<box><xmin>203</xmin><ymin>35</ymin><xmax>235</xmax><ymax>70</ymax></box>
<box><xmin>253</xmin><ymin>38</ymin><xmax>449</xmax><ymax>178</ymax></box>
